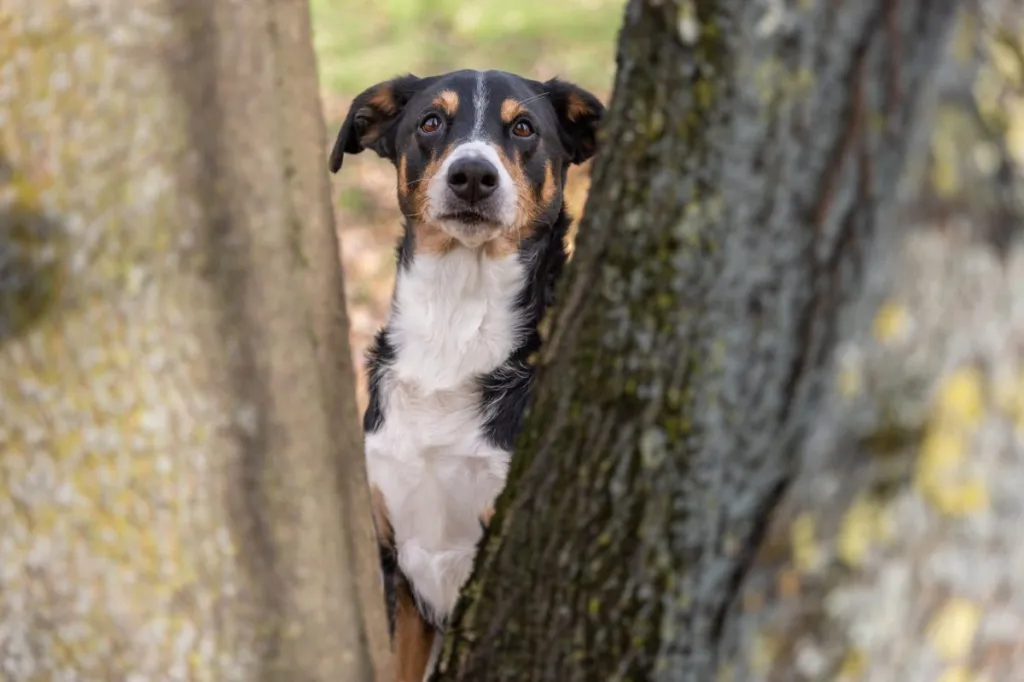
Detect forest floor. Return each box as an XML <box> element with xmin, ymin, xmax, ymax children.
<box><xmin>310</xmin><ymin>0</ymin><xmax>623</xmax><ymax>411</ymax></box>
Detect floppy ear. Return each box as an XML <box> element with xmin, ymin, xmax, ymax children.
<box><xmin>543</xmin><ymin>78</ymin><xmax>606</xmax><ymax>165</ymax></box>
<box><xmin>328</xmin><ymin>74</ymin><xmax>426</xmax><ymax>173</ymax></box>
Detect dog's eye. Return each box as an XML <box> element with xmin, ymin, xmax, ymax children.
<box><xmin>419</xmin><ymin>114</ymin><xmax>442</xmax><ymax>134</ymax></box>
<box><xmin>511</xmin><ymin>119</ymin><xmax>535</xmax><ymax>138</ymax></box>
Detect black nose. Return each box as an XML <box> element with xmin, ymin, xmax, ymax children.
<box><xmin>447</xmin><ymin>157</ymin><xmax>499</xmax><ymax>203</ymax></box>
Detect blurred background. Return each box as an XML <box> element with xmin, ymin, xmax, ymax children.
<box><xmin>310</xmin><ymin>0</ymin><xmax>626</xmax><ymax>411</ymax></box>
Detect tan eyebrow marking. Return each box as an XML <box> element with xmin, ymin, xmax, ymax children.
<box><xmin>501</xmin><ymin>98</ymin><xmax>526</xmax><ymax>124</ymax></box>
<box><xmin>431</xmin><ymin>90</ymin><xmax>459</xmax><ymax>116</ymax></box>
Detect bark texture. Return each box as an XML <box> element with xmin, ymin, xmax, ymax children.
<box><xmin>432</xmin><ymin>1</ymin><xmax>1024</xmax><ymax>681</ymax></box>
<box><xmin>0</xmin><ymin>0</ymin><xmax>384</xmax><ymax>679</ymax></box>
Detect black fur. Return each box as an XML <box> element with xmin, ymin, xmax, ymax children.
<box><xmin>376</xmin><ymin>525</ymin><xmax>399</xmax><ymax>637</ymax></box>
<box><xmin>478</xmin><ymin>209</ymin><xmax>570</xmax><ymax>450</ymax></box>
<box><xmin>328</xmin><ymin>73</ymin><xmax>434</xmax><ymax>173</ymax></box>
<box><xmin>543</xmin><ymin>77</ymin><xmax>606</xmax><ymax>164</ymax></box>
<box><xmin>362</xmin><ymin>328</ymin><xmax>395</xmax><ymax>434</ymax></box>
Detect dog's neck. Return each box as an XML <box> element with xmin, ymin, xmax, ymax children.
<box><xmin>381</xmin><ymin>210</ymin><xmax>569</xmax><ymax>392</ymax></box>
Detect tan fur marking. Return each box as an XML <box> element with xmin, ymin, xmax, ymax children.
<box><xmin>485</xmin><ymin>148</ymin><xmax>539</xmax><ymax>259</ymax></box>
<box><xmin>541</xmin><ymin>160</ymin><xmax>556</xmax><ymax>206</ymax></box>
<box><xmin>407</xmin><ymin>147</ymin><xmax>457</xmax><ymax>255</ymax></box>
<box><xmin>357</xmin><ymin>117</ymin><xmax>382</xmax><ymax>147</ymax></box>
<box><xmin>480</xmin><ymin>506</ymin><xmax>496</xmax><ymax>528</ymax></box>
<box><xmin>432</xmin><ymin>90</ymin><xmax>460</xmax><ymax>116</ymax></box>
<box><xmin>410</xmin><ymin>151</ymin><xmax>443</xmax><ymax>218</ymax></box>
<box><xmin>495</xmin><ymin>148</ymin><xmax>535</xmax><ymax>225</ymax></box>
<box><xmin>356</xmin><ymin>86</ymin><xmax>399</xmax><ymax>147</ymax></box>
<box><xmin>500</xmin><ymin>98</ymin><xmax>525</xmax><ymax>123</ymax></box>
<box><xmin>393</xmin><ymin>582</ymin><xmax>435</xmax><ymax>682</ymax></box>
<box><xmin>566</xmin><ymin>92</ymin><xmax>591</xmax><ymax>122</ymax></box>
<box><xmin>414</xmin><ymin>222</ymin><xmax>457</xmax><ymax>255</ymax></box>
<box><xmin>484</xmin><ymin>231</ymin><xmax>532</xmax><ymax>259</ymax></box>
<box><xmin>368</xmin><ymin>85</ymin><xmax>397</xmax><ymax>115</ymax></box>
<box><xmin>398</xmin><ymin>155</ymin><xmax>409</xmax><ymax>196</ymax></box>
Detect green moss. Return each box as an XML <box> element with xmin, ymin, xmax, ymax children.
<box><xmin>694</xmin><ymin>80</ymin><xmax>714</xmax><ymax>109</ymax></box>
<box><xmin>0</xmin><ymin>198</ymin><xmax>67</xmax><ymax>343</ymax></box>
<box><xmin>859</xmin><ymin>421</ymin><xmax>923</xmax><ymax>457</ymax></box>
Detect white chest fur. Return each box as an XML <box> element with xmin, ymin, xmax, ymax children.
<box><xmin>365</xmin><ymin>248</ymin><xmax>526</xmax><ymax>622</ymax></box>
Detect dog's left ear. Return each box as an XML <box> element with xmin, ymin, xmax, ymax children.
<box><xmin>543</xmin><ymin>78</ymin><xmax>606</xmax><ymax>165</ymax></box>
<box><xmin>329</xmin><ymin>74</ymin><xmax>427</xmax><ymax>173</ymax></box>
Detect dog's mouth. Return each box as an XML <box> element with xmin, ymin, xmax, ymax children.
<box><xmin>436</xmin><ymin>210</ymin><xmax>495</xmax><ymax>226</ymax></box>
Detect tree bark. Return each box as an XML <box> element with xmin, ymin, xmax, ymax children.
<box><xmin>0</xmin><ymin>0</ymin><xmax>384</xmax><ymax>679</ymax></box>
<box><xmin>431</xmin><ymin>1</ymin><xmax>1024</xmax><ymax>681</ymax></box>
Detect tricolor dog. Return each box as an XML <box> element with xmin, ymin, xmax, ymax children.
<box><xmin>328</xmin><ymin>69</ymin><xmax>605</xmax><ymax>681</ymax></box>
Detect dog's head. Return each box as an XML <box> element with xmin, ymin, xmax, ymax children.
<box><xmin>329</xmin><ymin>69</ymin><xmax>605</xmax><ymax>255</ymax></box>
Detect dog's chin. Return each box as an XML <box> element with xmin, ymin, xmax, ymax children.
<box><xmin>435</xmin><ymin>211</ymin><xmax>506</xmax><ymax>248</ymax></box>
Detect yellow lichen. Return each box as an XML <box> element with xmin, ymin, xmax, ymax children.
<box><xmin>836</xmin><ymin>649</ymin><xmax>865</xmax><ymax>680</ymax></box>
<box><xmin>872</xmin><ymin>301</ymin><xmax>908</xmax><ymax>345</ymax></box>
<box><xmin>927</xmin><ymin>598</ymin><xmax>982</xmax><ymax>662</ymax></box>
<box><xmin>981</xmin><ymin>29</ymin><xmax>1024</xmax><ymax>165</ymax></box>
<box><xmin>915</xmin><ymin>425</ymin><xmax>966</xmax><ymax>484</ymax></box>
<box><xmin>950</xmin><ymin>11</ymin><xmax>977</xmax><ymax>65</ymax></box>
<box><xmin>987</xmin><ymin>39</ymin><xmax>1023</xmax><ymax>88</ymax></box>
<box><xmin>837</xmin><ymin>363</ymin><xmax>862</xmax><ymax>399</ymax></box>
<box><xmin>750</xmin><ymin>632</ymin><xmax>778</xmax><ymax>676</ymax></box>
<box><xmin>1009</xmin><ymin>98</ymin><xmax>1024</xmax><ymax>172</ymax></box>
<box><xmin>916</xmin><ymin>367</ymin><xmax>992</xmax><ymax>516</ymax></box>
<box><xmin>926</xmin><ymin>477</ymin><xmax>991</xmax><ymax>516</ymax></box>
<box><xmin>936</xmin><ymin>367</ymin><xmax>985</xmax><ymax>425</ymax></box>
<box><xmin>837</xmin><ymin>494</ymin><xmax>892</xmax><ymax>567</ymax></box>
<box><xmin>752</xmin><ymin>59</ymin><xmax>808</xmax><ymax>106</ymax></box>
<box><xmin>938</xmin><ymin>666</ymin><xmax>981</xmax><ymax>682</ymax></box>
<box><xmin>915</xmin><ymin>425</ymin><xmax>989</xmax><ymax>517</ymax></box>
<box><xmin>974</xmin><ymin>64</ymin><xmax>1009</xmax><ymax>131</ymax></box>
<box><xmin>790</xmin><ymin>513</ymin><xmax>822</xmax><ymax>573</ymax></box>
<box><xmin>929</xmin><ymin>107</ymin><xmax>969</xmax><ymax>198</ymax></box>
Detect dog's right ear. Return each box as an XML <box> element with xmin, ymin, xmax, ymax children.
<box><xmin>328</xmin><ymin>74</ymin><xmax>426</xmax><ymax>174</ymax></box>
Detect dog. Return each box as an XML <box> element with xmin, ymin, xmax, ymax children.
<box><xmin>328</xmin><ymin>69</ymin><xmax>605</xmax><ymax>682</ymax></box>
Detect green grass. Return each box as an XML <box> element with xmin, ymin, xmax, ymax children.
<box><xmin>310</xmin><ymin>0</ymin><xmax>625</xmax><ymax>113</ymax></box>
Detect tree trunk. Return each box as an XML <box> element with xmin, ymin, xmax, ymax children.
<box><xmin>0</xmin><ymin>0</ymin><xmax>386</xmax><ymax>679</ymax></box>
<box><xmin>434</xmin><ymin>1</ymin><xmax>1024</xmax><ymax>681</ymax></box>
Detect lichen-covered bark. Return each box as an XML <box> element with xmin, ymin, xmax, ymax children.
<box><xmin>722</xmin><ymin>3</ymin><xmax>1024</xmax><ymax>680</ymax></box>
<box><xmin>0</xmin><ymin>1</ymin><xmax>379</xmax><ymax>680</ymax></box>
<box><xmin>431</xmin><ymin>1</ymin><xmax>989</xmax><ymax>681</ymax></box>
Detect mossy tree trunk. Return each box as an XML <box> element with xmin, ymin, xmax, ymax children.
<box><xmin>436</xmin><ymin>1</ymin><xmax>1024</xmax><ymax>681</ymax></box>
<box><xmin>0</xmin><ymin>0</ymin><xmax>388</xmax><ymax>679</ymax></box>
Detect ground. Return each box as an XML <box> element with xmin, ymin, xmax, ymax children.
<box><xmin>309</xmin><ymin>0</ymin><xmax>624</xmax><ymax>411</ymax></box>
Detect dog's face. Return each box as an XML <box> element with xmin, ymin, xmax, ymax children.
<box><xmin>329</xmin><ymin>70</ymin><xmax>605</xmax><ymax>254</ymax></box>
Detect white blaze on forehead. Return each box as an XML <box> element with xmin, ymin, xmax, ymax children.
<box><xmin>472</xmin><ymin>71</ymin><xmax>488</xmax><ymax>139</ymax></box>
<box><xmin>425</xmin><ymin>140</ymin><xmax>518</xmax><ymax>228</ymax></box>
